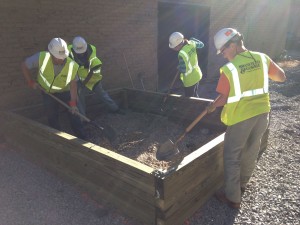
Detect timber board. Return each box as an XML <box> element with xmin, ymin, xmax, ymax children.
<box><xmin>125</xmin><ymin>89</ymin><xmax>224</xmax><ymax>128</ymax></box>
<box><xmin>0</xmin><ymin>111</ymin><xmax>158</xmax><ymax>224</ymax></box>
<box><xmin>156</xmin><ymin>174</ymin><xmax>223</xmax><ymax>225</ymax></box>
<box><xmin>153</xmin><ymin>141</ymin><xmax>224</xmax><ymax>215</ymax></box>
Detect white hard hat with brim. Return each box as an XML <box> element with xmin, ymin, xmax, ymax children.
<box><xmin>169</xmin><ymin>32</ymin><xmax>184</xmax><ymax>49</ymax></box>
<box><xmin>73</xmin><ymin>36</ymin><xmax>87</xmax><ymax>54</ymax></box>
<box><xmin>214</xmin><ymin>28</ymin><xmax>238</xmax><ymax>54</ymax></box>
<box><xmin>48</xmin><ymin>38</ymin><xmax>69</xmax><ymax>60</ymax></box>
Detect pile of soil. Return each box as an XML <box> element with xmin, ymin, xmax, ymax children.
<box><xmin>85</xmin><ymin>112</ymin><xmax>221</xmax><ymax>170</ymax></box>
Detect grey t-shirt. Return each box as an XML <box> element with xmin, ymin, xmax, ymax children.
<box><xmin>25</xmin><ymin>52</ymin><xmax>78</xmax><ymax>80</ymax></box>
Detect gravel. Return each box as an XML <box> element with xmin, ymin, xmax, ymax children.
<box><xmin>0</xmin><ymin>59</ymin><xmax>299</xmax><ymax>225</ymax></box>
<box><xmin>86</xmin><ymin>111</ymin><xmax>221</xmax><ymax>170</ymax></box>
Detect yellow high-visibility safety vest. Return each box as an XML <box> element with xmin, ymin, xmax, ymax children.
<box><xmin>178</xmin><ymin>40</ymin><xmax>202</xmax><ymax>87</ymax></box>
<box><xmin>220</xmin><ymin>51</ymin><xmax>271</xmax><ymax>126</ymax></box>
<box><xmin>68</xmin><ymin>44</ymin><xmax>102</xmax><ymax>91</ymax></box>
<box><xmin>38</xmin><ymin>51</ymin><xmax>78</xmax><ymax>93</ymax></box>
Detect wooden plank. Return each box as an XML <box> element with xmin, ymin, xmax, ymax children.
<box><xmin>158</xmin><ymin>148</ymin><xmax>223</xmax><ymax>210</ymax></box>
<box><xmin>0</xmin><ymin>88</ymin><xmax>42</xmax><ymax>111</ymax></box>
<box><xmin>164</xmin><ymin>137</ymin><xmax>223</xmax><ymax>195</ymax></box>
<box><xmin>125</xmin><ymin>89</ymin><xmax>225</xmax><ymax>129</ymax></box>
<box><xmin>48</xmin><ymin>166</ymin><xmax>157</xmax><ymax>225</ymax></box>
<box><xmin>0</xmin><ymin>111</ymin><xmax>157</xmax><ymax>225</ymax></box>
<box><xmin>2</xmin><ymin>111</ymin><xmax>155</xmax><ymax>188</ymax></box>
<box><xmin>154</xmin><ymin>135</ymin><xmax>225</xmax><ymax>225</ymax></box>
<box><xmin>85</xmin><ymin>89</ymin><xmax>128</xmax><ymax>119</ymax></box>
<box><xmin>126</xmin><ymin>89</ymin><xmax>163</xmax><ymax>114</ymax></box>
<box><xmin>156</xmin><ymin>174</ymin><xmax>223</xmax><ymax>225</ymax></box>
<box><xmin>155</xmin><ymin>147</ymin><xmax>223</xmax><ymax>208</ymax></box>
<box><xmin>9</xmin><ymin>103</ymin><xmax>45</xmax><ymax>119</ymax></box>
<box><xmin>155</xmin><ymin>158</ymin><xmax>223</xmax><ymax>224</ymax></box>
<box><xmin>162</xmin><ymin>134</ymin><xmax>224</xmax><ymax>199</ymax></box>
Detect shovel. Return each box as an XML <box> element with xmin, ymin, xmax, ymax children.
<box><xmin>156</xmin><ymin>109</ymin><xmax>208</xmax><ymax>161</ymax></box>
<box><xmin>160</xmin><ymin>70</ymin><xmax>180</xmax><ymax>111</ymax></box>
<box><xmin>37</xmin><ymin>85</ymin><xmax>116</xmax><ymax>142</ymax></box>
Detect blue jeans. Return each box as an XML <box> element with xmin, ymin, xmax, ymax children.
<box><xmin>41</xmin><ymin>91</ymin><xmax>86</xmax><ymax>140</ymax></box>
<box><xmin>77</xmin><ymin>81</ymin><xmax>119</xmax><ymax>116</ymax></box>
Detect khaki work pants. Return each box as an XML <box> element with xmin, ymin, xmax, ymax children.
<box><xmin>224</xmin><ymin>113</ymin><xmax>269</xmax><ymax>203</ymax></box>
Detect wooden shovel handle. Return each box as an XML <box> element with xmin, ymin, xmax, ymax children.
<box><xmin>185</xmin><ymin>109</ymin><xmax>208</xmax><ymax>133</ymax></box>
<box><xmin>175</xmin><ymin>109</ymin><xmax>208</xmax><ymax>145</ymax></box>
<box><xmin>37</xmin><ymin>85</ymin><xmax>91</xmax><ymax>122</ymax></box>
<box><xmin>162</xmin><ymin>70</ymin><xmax>180</xmax><ymax>103</ymax></box>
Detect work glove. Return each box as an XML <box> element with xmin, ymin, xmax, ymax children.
<box><xmin>68</xmin><ymin>101</ymin><xmax>79</xmax><ymax>115</ymax></box>
<box><xmin>69</xmin><ymin>106</ymin><xmax>79</xmax><ymax>115</ymax></box>
<box><xmin>206</xmin><ymin>103</ymin><xmax>216</xmax><ymax>114</ymax></box>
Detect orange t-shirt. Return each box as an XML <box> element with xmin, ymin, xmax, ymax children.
<box><xmin>216</xmin><ymin>72</ymin><xmax>230</xmax><ymax>95</ymax></box>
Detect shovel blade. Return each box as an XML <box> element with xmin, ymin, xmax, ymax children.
<box><xmin>87</xmin><ymin>122</ymin><xmax>117</xmax><ymax>142</ymax></box>
<box><xmin>156</xmin><ymin>139</ymin><xmax>179</xmax><ymax>161</ymax></box>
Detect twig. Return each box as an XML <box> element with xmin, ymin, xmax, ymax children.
<box><xmin>122</xmin><ymin>52</ymin><xmax>135</xmax><ymax>89</ymax></box>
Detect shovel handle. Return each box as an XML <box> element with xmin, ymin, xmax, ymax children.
<box><xmin>37</xmin><ymin>85</ymin><xmax>91</xmax><ymax>123</ymax></box>
<box><xmin>185</xmin><ymin>109</ymin><xmax>208</xmax><ymax>133</ymax></box>
<box><xmin>162</xmin><ymin>70</ymin><xmax>180</xmax><ymax>104</ymax></box>
<box><xmin>123</xmin><ymin>52</ymin><xmax>135</xmax><ymax>89</ymax></box>
<box><xmin>37</xmin><ymin>85</ymin><xmax>117</xmax><ymax>141</ymax></box>
<box><xmin>174</xmin><ymin>109</ymin><xmax>208</xmax><ymax>145</ymax></box>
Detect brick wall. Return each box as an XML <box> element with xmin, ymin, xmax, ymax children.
<box><xmin>0</xmin><ymin>0</ymin><xmax>158</xmax><ymax>110</ymax></box>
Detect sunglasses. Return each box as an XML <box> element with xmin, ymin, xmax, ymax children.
<box><xmin>220</xmin><ymin>41</ymin><xmax>231</xmax><ymax>54</ymax></box>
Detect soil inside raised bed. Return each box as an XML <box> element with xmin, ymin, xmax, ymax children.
<box><xmin>83</xmin><ymin>111</ymin><xmax>222</xmax><ymax>170</ymax></box>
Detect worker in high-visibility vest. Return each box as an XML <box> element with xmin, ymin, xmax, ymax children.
<box><xmin>169</xmin><ymin>32</ymin><xmax>204</xmax><ymax>97</ymax></box>
<box><xmin>21</xmin><ymin>37</ymin><xmax>87</xmax><ymax>140</ymax></box>
<box><xmin>207</xmin><ymin>28</ymin><xmax>286</xmax><ymax>209</ymax></box>
<box><xmin>68</xmin><ymin>36</ymin><xmax>123</xmax><ymax>116</ymax></box>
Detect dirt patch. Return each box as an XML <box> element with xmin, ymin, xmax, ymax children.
<box><xmin>84</xmin><ymin>112</ymin><xmax>222</xmax><ymax>170</ymax></box>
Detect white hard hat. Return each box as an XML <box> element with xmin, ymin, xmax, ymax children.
<box><xmin>48</xmin><ymin>38</ymin><xmax>69</xmax><ymax>60</ymax></box>
<box><xmin>169</xmin><ymin>32</ymin><xmax>184</xmax><ymax>48</ymax></box>
<box><xmin>214</xmin><ymin>28</ymin><xmax>238</xmax><ymax>54</ymax></box>
<box><xmin>72</xmin><ymin>36</ymin><xmax>87</xmax><ymax>54</ymax></box>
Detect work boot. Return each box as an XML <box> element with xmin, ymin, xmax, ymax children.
<box><xmin>215</xmin><ymin>191</ymin><xmax>241</xmax><ymax>209</ymax></box>
<box><xmin>241</xmin><ymin>186</ymin><xmax>246</xmax><ymax>194</ymax></box>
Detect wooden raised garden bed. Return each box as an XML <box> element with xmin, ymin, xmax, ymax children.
<box><xmin>0</xmin><ymin>88</ymin><xmax>226</xmax><ymax>225</ymax></box>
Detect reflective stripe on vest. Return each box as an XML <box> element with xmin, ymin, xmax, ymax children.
<box><xmin>77</xmin><ymin>56</ymin><xmax>101</xmax><ymax>81</ymax></box>
<box><xmin>87</xmin><ymin>56</ymin><xmax>100</xmax><ymax>74</ymax></box>
<box><xmin>39</xmin><ymin>53</ymin><xmax>52</xmax><ymax>88</ymax></box>
<box><xmin>226</xmin><ymin>53</ymin><xmax>269</xmax><ymax>103</ymax></box>
<box><xmin>39</xmin><ymin>53</ymin><xmax>74</xmax><ymax>90</ymax></box>
<box><xmin>179</xmin><ymin>50</ymin><xmax>200</xmax><ymax>77</ymax></box>
<box><xmin>81</xmin><ymin>56</ymin><xmax>97</xmax><ymax>75</ymax></box>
